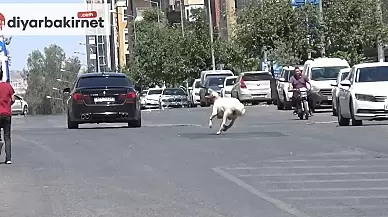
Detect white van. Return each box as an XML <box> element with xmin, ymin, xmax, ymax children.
<box><xmin>303</xmin><ymin>58</ymin><xmax>350</xmax><ymax>109</ymax></box>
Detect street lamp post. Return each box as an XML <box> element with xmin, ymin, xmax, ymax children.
<box><xmin>207</xmin><ymin>0</ymin><xmax>216</xmax><ymax>70</ymax></box>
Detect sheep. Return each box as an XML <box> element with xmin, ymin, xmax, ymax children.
<box><xmin>208</xmin><ymin>91</ymin><xmax>246</xmax><ymax>135</ymax></box>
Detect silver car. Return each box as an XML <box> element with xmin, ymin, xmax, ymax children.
<box><xmin>159</xmin><ymin>88</ymin><xmax>188</xmax><ymax>109</ymax></box>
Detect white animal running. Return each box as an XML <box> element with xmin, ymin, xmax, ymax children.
<box><xmin>208</xmin><ymin>91</ymin><xmax>246</xmax><ymax>135</ymax></box>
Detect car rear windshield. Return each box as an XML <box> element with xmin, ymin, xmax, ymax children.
<box><xmin>341</xmin><ymin>72</ymin><xmax>350</xmax><ymax>80</ymax></box>
<box><xmin>194</xmin><ymin>81</ymin><xmax>200</xmax><ymax>88</ymax></box>
<box><xmin>163</xmin><ymin>88</ymin><xmax>186</xmax><ymax>95</ymax></box>
<box><xmin>148</xmin><ymin>89</ymin><xmax>162</xmax><ymax>95</ymax></box>
<box><xmin>243</xmin><ymin>73</ymin><xmax>272</xmax><ymax>81</ymax></box>
<box><xmin>225</xmin><ymin>78</ymin><xmax>236</xmax><ymax>86</ymax></box>
<box><xmin>357</xmin><ymin>66</ymin><xmax>388</xmax><ymax>82</ymax></box>
<box><xmin>206</xmin><ymin>77</ymin><xmax>226</xmax><ymax>86</ymax></box>
<box><xmin>77</xmin><ymin>76</ymin><xmax>130</xmax><ymax>88</ymax></box>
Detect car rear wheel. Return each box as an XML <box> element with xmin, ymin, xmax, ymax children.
<box><xmin>67</xmin><ymin>114</ymin><xmax>79</xmax><ymax>129</ymax></box>
<box><xmin>332</xmin><ymin>102</ymin><xmax>337</xmax><ymax>116</ymax></box>
<box><xmin>22</xmin><ymin>106</ymin><xmax>28</xmax><ymax>116</ymax></box>
<box><xmin>266</xmin><ymin>100</ymin><xmax>273</xmax><ymax>105</ymax></box>
<box><xmin>128</xmin><ymin>111</ymin><xmax>142</xmax><ymax>128</ymax></box>
<box><xmin>252</xmin><ymin>101</ymin><xmax>259</xmax><ymax>105</ymax></box>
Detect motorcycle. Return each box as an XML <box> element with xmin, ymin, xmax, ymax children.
<box><xmin>289</xmin><ymin>87</ymin><xmax>310</xmax><ymax>120</ymax></box>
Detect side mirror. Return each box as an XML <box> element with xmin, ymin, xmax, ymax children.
<box><xmin>330</xmin><ymin>84</ymin><xmax>338</xmax><ymax>87</ymax></box>
<box><xmin>278</xmin><ymin>77</ymin><xmax>285</xmax><ymax>82</ymax></box>
<box><xmin>340</xmin><ymin>80</ymin><xmax>351</xmax><ymax>87</ymax></box>
<box><xmin>63</xmin><ymin>88</ymin><xmax>71</xmax><ymax>94</ymax></box>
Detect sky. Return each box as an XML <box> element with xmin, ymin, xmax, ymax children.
<box><xmin>1</xmin><ymin>0</ymin><xmax>87</xmax><ymax>70</ymax></box>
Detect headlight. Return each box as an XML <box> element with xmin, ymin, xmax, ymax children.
<box><xmin>311</xmin><ymin>85</ymin><xmax>319</xmax><ymax>92</ymax></box>
<box><xmin>355</xmin><ymin>94</ymin><xmax>376</xmax><ymax>102</ymax></box>
<box><xmin>208</xmin><ymin>88</ymin><xmax>213</xmax><ymax>93</ymax></box>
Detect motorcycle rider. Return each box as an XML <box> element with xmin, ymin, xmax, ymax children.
<box><xmin>289</xmin><ymin>67</ymin><xmax>313</xmax><ymax>116</ymax></box>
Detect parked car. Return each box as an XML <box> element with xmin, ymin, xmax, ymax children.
<box><xmin>331</xmin><ymin>68</ymin><xmax>351</xmax><ymax>116</ymax></box>
<box><xmin>337</xmin><ymin>62</ymin><xmax>388</xmax><ymax>126</ymax></box>
<box><xmin>199</xmin><ymin>76</ymin><xmax>227</xmax><ymax>107</ymax></box>
<box><xmin>188</xmin><ymin>79</ymin><xmax>201</xmax><ymax>107</ymax></box>
<box><xmin>144</xmin><ymin>88</ymin><xmax>163</xmax><ymax>109</ymax></box>
<box><xmin>140</xmin><ymin>89</ymin><xmax>148</xmax><ymax>110</ymax></box>
<box><xmin>159</xmin><ymin>88</ymin><xmax>188</xmax><ymax>109</ymax></box>
<box><xmin>231</xmin><ymin>71</ymin><xmax>273</xmax><ymax>105</ymax></box>
<box><xmin>276</xmin><ymin>66</ymin><xmax>296</xmax><ymax>110</ymax></box>
<box><xmin>64</xmin><ymin>72</ymin><xmax>142</xmax><ymax>129</ymax></box>
<box><xmin>12</xmin><ymin>94</ymin><xmax>28</xmax><ymax>115</ymax></box>
<box><xmin>221</xmin><ymin>76</ymin><xmax>237</xmax><ymax>98</ymax></box>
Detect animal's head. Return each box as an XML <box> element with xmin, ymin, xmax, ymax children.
<box><xmin>209</xmin><ymin>90</ymin><xmax>220</xmax><ymax>100</ymax></box>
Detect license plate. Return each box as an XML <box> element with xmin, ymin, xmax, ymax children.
<box><xmin>94</xmin><ymin>97</ymin><xmax>115</xmax><ymax>102</ymax></box>
<box><xmin>385</xmin><ymin>105</ymin><xmax>388</xmax><ymax>110</ymax></box>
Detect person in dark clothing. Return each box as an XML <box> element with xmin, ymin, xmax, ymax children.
<box><xmin>0</xmin><ymin>67</ymin><xmax>15</xmax><ymax>164</ymax></box>
<box><xmin>289</xmin><ymin>67</ymin><xmax>314</xmax><ymax>116</ymax></box>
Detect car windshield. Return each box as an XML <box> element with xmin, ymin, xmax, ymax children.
<box><xmin>357</xmin><ymin>66</ymin><xmax>388</xmax><ymax>82</ymax></box>
<box><xmin>285</xmin><ymin>70</ymin><xmax>294</xmax><ymax>81</ymax></box>
<box><xmin>225</xmin><ymin>78</ymin><xmax>236</xmax><ymax>86</ymax></box>
<box><xmin>163</xmin><ymin>88</ymin><xmax>186</xmax><ymax>95</ymax></box>
<box><xmin>311</xmin><ymin>66</ymin><xmax>348</xmax><ymax>80</ymax></box>
<box><xmin>243</xmin><ymin>73</ymin><xmax>272</xmax><ymax>81</ymax></box>
<box><xmin>148</xmin><ymin>89</ymin><xmax>162</xmax><ymax>95</ymax></box>
<box><xmin>206</xmin><ymin>77</ymin><xmax>226</xmax><ymax>87</ymax></box>
<box><xmin>140</xmin><ymin>90</ymin><xmax>148</xmax><ymax>96</ymax></box>
<box><xmin>194</xmin><ymin>81</ymin><xmax>200</xmax><ymax>88</ymax></box>
<box><xmin>77</xmin><ymin>76</ymin><xmax>130</xmax><ymax>87</ymax></box>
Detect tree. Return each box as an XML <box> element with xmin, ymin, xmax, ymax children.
<box><xmin>24</xmin><ymin>44</ymin><xmax>81</xmax><ymax>115</ymax></box>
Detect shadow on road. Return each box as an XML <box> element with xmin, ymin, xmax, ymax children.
<box><xmin>80</xmin><ymin>126</ymin><xmax>129</xmax><ymax>130</ymax></box>
<box><xmin>179</xmin><ymin>131</ymin><xmax>288</xmax><ymax>139</ymax></box>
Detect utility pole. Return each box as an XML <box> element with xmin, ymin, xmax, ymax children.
<box><xmin>207</xmin><ymin>0</ymin><xmax>216</xmax><ymax>70</ymax></box>
<box><xmin>179</xmin><ymin>0</ymin><xmax>185</xmax><ymax>37</ymax></box>
<box><xmin>319</xmin><ymin>0</ymin><xmax>325</xmax><ymax>57</ymax></box>
<box><xmin>377</xmin><ymin>0</ymin><xmax>385</xmax><ymax>62</ymax></box>
<box><xmin>127</xmin><ymin>0</ymin><xmax>135</xmax><ymax>64</ymax></box>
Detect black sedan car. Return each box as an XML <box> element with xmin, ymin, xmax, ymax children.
<box><xmin>63</xmin><ymin>72</ymin><xmax>142</xmax><ymax>129</ymax></box>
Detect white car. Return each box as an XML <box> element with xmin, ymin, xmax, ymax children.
<box><xmin>276</xmin><ymin>66</ymin><xmax>296</xmax><ymax>110</ymax></box>
<box><xmin>189</xmin><ymin>79</ymin><xmax>201</xmax><ymax>107</ymax></box>
<box><xmin>337</xmin><ymin>62</ymin><xmax>388</xmax><ymax>126</ymax></box>
<box><xmin>12</xmin><ymin>95</ymin><xmax>28</xmax><ymax>115</ymax></box>
<box><xmin>231</xmin><ymin>71</ymin><xmax>273</xmax><ymax>105</ymax></box>
<box><xmin>143</xmin><ymin>88</ymin><xmax>163</xmax><ymax>109</ymax></box>
<box><xmin>140</xmin><ymin>89</ymin><xmax>148</xmax><ymax>109</ymax></box>
<box><xmin>221</xmin><ymin>76</ymin><xmax>237</xmax><ymax>98</ymax></box>
<box><xmin>331</xmin><ymin>68</ymin><xmax>351</xmax><ymax>116</ymax></box>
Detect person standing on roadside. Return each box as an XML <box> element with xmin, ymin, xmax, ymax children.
<box><xmin>0</xmin><ymin>66</ymin><xmax>15</xmax><ymax>164</ymax></box>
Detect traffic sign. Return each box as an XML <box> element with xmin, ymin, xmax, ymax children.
<box><xmin>291</xmin><ymin>0</ymin><xmax>319</xmax><ymax>7</ymax></box>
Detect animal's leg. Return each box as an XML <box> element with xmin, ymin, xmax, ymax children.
<box><xmin>217</xmin><ymin>110</ymin><xmax>230</xmax><ymax>135</ymax></box>
<box><xmin>223</xmin><ymin>118</ymin><xmax>235</xmax><ymax>131</ymax></box>
<box><xmin>209</xmin><ymin>108</ymin><xmax>217</xmax><ymax>128</ymax></box>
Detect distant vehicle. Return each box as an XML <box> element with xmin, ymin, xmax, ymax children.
<box><xmin>159</xmin><ymin>88</ymin><xmax>188</xmax><ymax>109</ymax></box>
<box><xmin>303</xmin><ymin>58</ymin><xmax>350</xmax><ymax>109</ymax></box>
<box><xmin>337</xmin><ymin>62</ymin><xmax>388</xmax><ymax>126</ymax></box>
<box><xmin>188</xmin><ymin>79</ymin><xmax>201</xmax><ymax>107</ymax></box>
<box><xmin>231</xmin><ymin>71</ymin><xmax>273</xmax><ymax>105</ymax></box>
<box><xmin>199</xmin><ymin>76</ymin><xmax>227</xmax><ymax>107</ymax></box>
<box><xmin>63</xmin><ymin>72</ymin><xmax>142</xmax><ymax>129</ymax></box>
<box><xmin>140</xmin><ymin>89</ymin><xmax>148</xmax><ymax>110</ymax></box>
<box><xmin>331</xmin><ymin>68</ymin><xmax>351</xmax><ymax>116</ymax></box>
<box><xmin>12</xmin><ymin>94</ymin><xmax>28</xmax><ymax>115</ymax></box>
<box><xmin>199</xmin><ymin>70</ymin><xmax>234</xmax><ymax>87</ymax></box>
<box><xmin>276</xmin><ymin>66</ymin><xmax>297</xmax><ymax>110</ymax></box>
<box><xmin>221</xmin><ymin>76</ymin><xmax>237</xmax><ymax>98</ymax></box>
<box><xmin>144</xmin><ymin>88</ymin><xmax>163</xmax><ymax>109</ymax></box>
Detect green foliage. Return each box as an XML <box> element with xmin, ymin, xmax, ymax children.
<box><xmin>24</xmin><ymin>44</ymin><xmax>81</xmax><ymax>115</ymax></box>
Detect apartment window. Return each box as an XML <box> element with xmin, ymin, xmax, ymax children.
<box><xmin>123</xmin><ymin>9</ymin><xmax>128</xmax><ymax>20</ymax></box>
<box><xmin>125</xmin><ymin>54</ymin><xmax>130</xmax><ymax>62</ymax></box>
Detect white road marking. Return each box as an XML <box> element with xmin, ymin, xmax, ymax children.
<box><xmin>239</xmin><ymin>171</ymin><xmax>388</xmax><ymax>177</ymax></box>
<box><xmin>268</xmin><ymin>187</ymin><xmax>388</xmax><ymax>192</ymax></box>
<box><xmin>258</xmin><ymin>178</ymin><xmax>388</xmax><ymax>184</ymax></box>
<box><xmin>224</xmin><ymin>165</ymin><xmax>388</xmax><ymax>170</ymax></box>
<box><xmin>287</xmin><ymin>195</ymin><xmax>388</xmax><ymax>200</ymax></box>
<box><xmin>307</xmin><ymin>205</ymin><xmax>388</xmax><ymax>209</ymax></box>
<box><xmin>263</xmin><ymin>158</ymin><xmax>388</xmax><ymax>163</ymax></box>
<box><xmin>213</xmin><ymin>167</ymin><xmax>311</xmax><ymax>217</ymax></box>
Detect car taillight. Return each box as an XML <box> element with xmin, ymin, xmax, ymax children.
<box><xmin>119</xmin><ymin>92</ymin><xmax>136</xmax><ymax>103</ymax></box>
<box><xmin>240</xmin><ymin>79</ymin><xmax>247</xmax><ymax>88</ymax></box>
<box><xmin>73</xmin><ymin>93</ymin><xmax>88</xmax><ymax>101</ymax></box>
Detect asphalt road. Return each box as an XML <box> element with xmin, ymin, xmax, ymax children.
<box><xmin>2</xmin><ymin>105</ymin><xmax>388</xmax><ymax>217</ymax></box>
